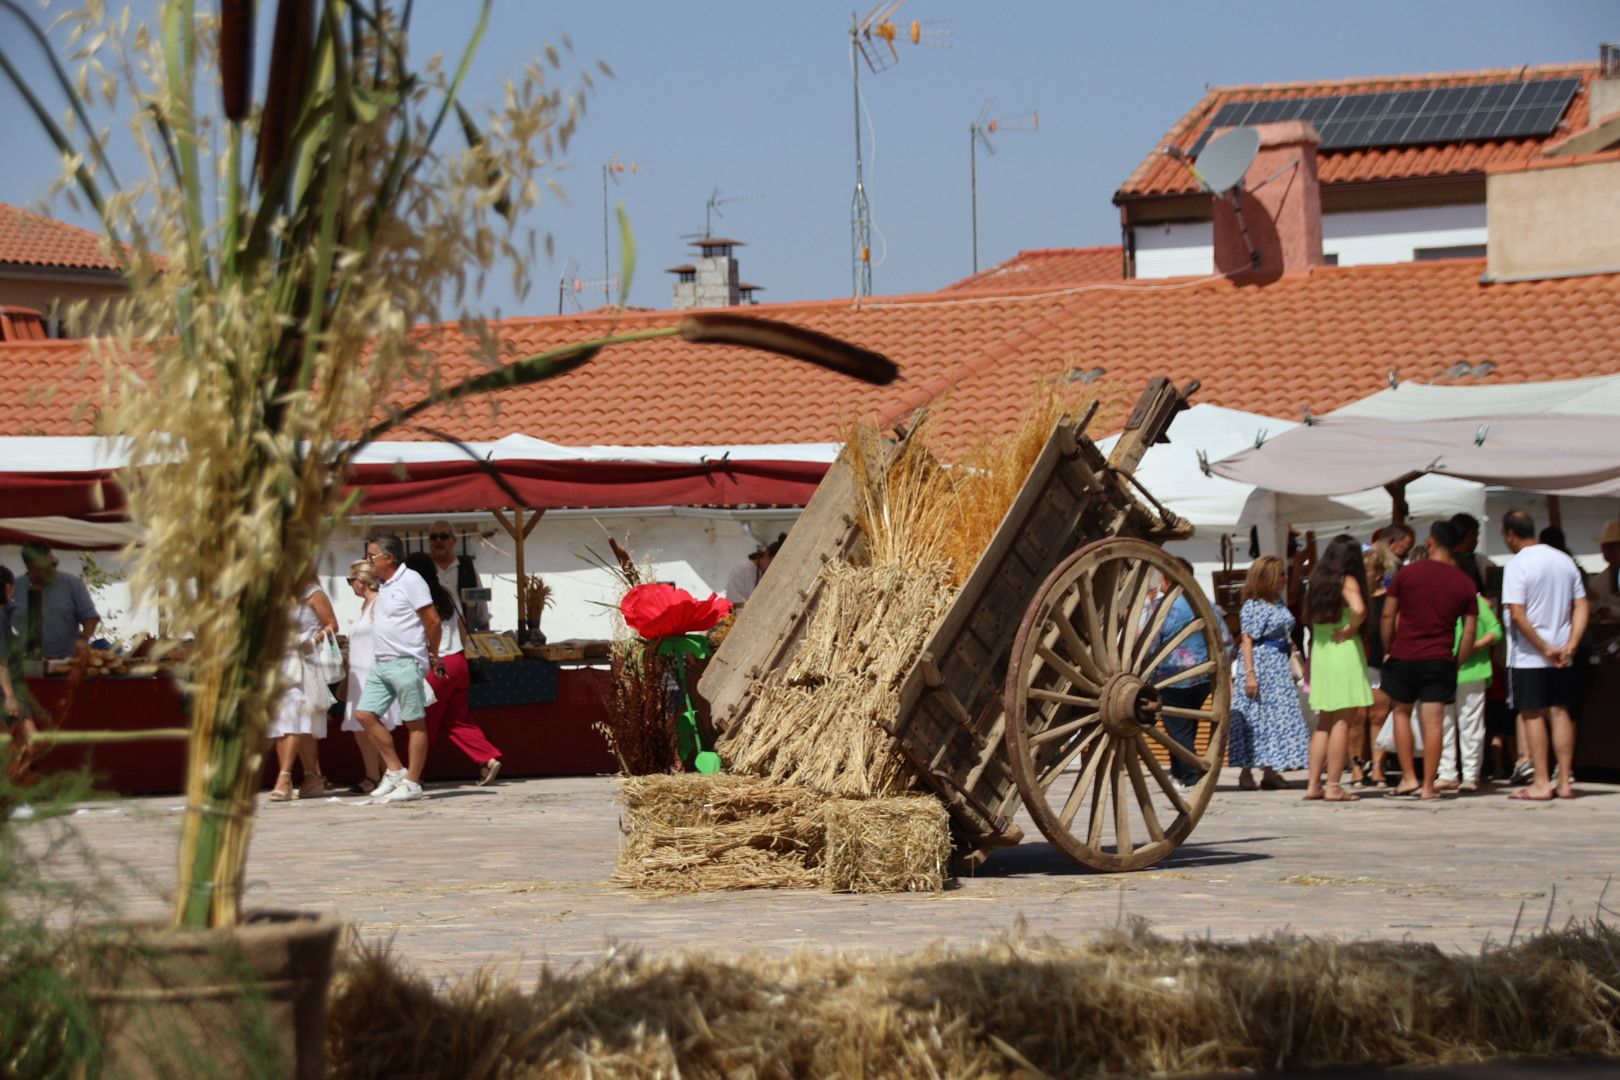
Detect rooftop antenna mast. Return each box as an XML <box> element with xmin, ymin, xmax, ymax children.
<box><xmin>557</xmin><ymin>257</ymin><xmax>579</xmax><ymax>314</ymax></box>
<box><xmin>681</xmin><ymin>187</ymin><xmax>763</xmax><ymax>242</ymax></box>
<box><xmin>849</xmin><ymin>2</ymin><xmax>949</xmax><ymax>298</ymax></box>
<box><xmin>969</xmin><ymin>102</ymin><xmax>1038</xmax><ymax>273</ymax></box>
<box><xmin>602</xmin><ymin>153</ymin><xmax>639</xmax><ymax>305</ymax></box>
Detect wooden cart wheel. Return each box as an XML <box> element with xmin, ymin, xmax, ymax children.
<box><xmin>1003</xmin><ymin>538</ymin><xmax>1230</xmax><ymax>871</ymax></box>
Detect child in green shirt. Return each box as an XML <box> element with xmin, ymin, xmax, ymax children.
<box><xmin>1439</xmin><ymin>594</ymin><xmax>1502</xmax><ymax>791</ymax></box>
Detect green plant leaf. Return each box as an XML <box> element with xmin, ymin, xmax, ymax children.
<box><xmin>616</xmin><ymin>203</ymin><xmax>636</xmax><ymax>305</ymax></box>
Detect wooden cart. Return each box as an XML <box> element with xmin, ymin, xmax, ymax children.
<box><xmin>700</xmin><ymin>378</ymin><xmax>1231</xmax><ymax>872</ymax></box>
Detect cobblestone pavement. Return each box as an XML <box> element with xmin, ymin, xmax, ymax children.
<box><xmin>29</xmin><ymin>770</ymin><xmax>1620</xmax><ymax>980</ymax></box>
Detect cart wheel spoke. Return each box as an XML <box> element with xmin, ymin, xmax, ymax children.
<box><xmin>1005</xmin><ymin>538</ymin><xmax>1229</xmax><ymax>872</ymax></box>
<box><xmin>1027</xmin><ymin>688</ymin><xmax>1101</xmax><ymax>710</ymax></box>
<box><xmin>1034</xmin><ymin>644</ymin><xmax>1101</xmax><ymax>698</ymax></box>
<box><xmin>1038</xmin><ymin>723</ymin><xmax>1104</xmax><ymax>790</ymax></box>
<box><xmin>1029</xmin><ymin>710</ymin><xmax>1100</xmax><ymax>748</ymax></box>
<box><xmin>1144</xmin><ymin>721</ymin><xmax>1206</xmax><ymax>771</ymax></box>
<box><xmin>1056</xmin><ymin>737</ymin><xmax>1111</xmax><ymax>827</ymax></box>
<box><xmin>1084</xmin><ymin>743</ymin><xmax>1115</xmax><ymax>844</ymax></box>
<box><xmin>1113</xmin><ymin>749</ymin><xmax>1132</xmax><ymax>853</ymax></box>
<box><xmin>1122</xmin><ymin>740</ymin><xmax>1166</xmax><ymax>843</ymax></box>
<box><xmin>1135</xmin><ymin>732</ymin><xmax>1192</xmax><ymax>816</ymax></box>
<box><xmin>1140</xmin><ymin>618</ymin><xmax>1206</xmax><ymax>683</ymax></box>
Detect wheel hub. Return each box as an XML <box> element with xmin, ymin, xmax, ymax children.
<box><xmin>1099</xmin><ymin>672</ymin><xmax>1162</xmax><ymax>736</ymax></box>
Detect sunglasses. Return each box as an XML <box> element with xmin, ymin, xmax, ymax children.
<box><xmin>429</xmin><ymin>532</ymin><xmax>454</xmax><ymax>541</ymax></box>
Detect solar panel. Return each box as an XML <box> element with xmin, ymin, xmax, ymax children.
<box><xmin>1187</xmin><ymin>77</ymin><xmax>1580</xmax><ymax>157</ymax></box>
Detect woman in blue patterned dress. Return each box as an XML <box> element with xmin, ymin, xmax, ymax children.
<box><xmin>1230</xmin><ymin>556</ymin><xmax>1311</xmax><ymax>789</ymax></box>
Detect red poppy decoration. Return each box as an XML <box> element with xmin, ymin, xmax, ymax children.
<box><xmin>619</xmin><ymin>583</ymin><xmax>733</xmax><ymax>639</ymax></box>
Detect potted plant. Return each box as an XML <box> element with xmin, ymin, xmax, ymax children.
<box><xmin>3</xmin><ymin>2</ymin><xmax>895</xmax><ymax>1072</ymax></box>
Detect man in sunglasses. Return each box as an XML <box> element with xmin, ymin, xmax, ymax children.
<box><xmin>426</xmin><ymin>521</ymin><xmax>489</xmax><ymax>634</ymax></box>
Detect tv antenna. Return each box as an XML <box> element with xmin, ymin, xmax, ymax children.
<box><xmin>1163</xmin><ymin>126</ymin><xmax>1260</xmax><ymax>268</ymax></box>
<box><xmin>968</xmin><ymin>102</ymin><xmax>1038</xmax><ymax>273</ymax></box>
<box><xmin>557</xmin><ymin>257</ymin><xmax>579</xmax><ymax>314</ymax></box>
<box><xmin>602</xmin><ymin>153</ymin><xmax>640</xmax><ymax>304</ymax></box>
<box><xmin>680</xmin><ymin>187</ymin><xmax>763</xmax><ymax>242</ymax></box>
<box><xmin>848</xmin><ymin>2</ymin><xmax>949</xmax><ymax>298</ymax></box>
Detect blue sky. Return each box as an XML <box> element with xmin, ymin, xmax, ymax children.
<box><xmin>2</xmin><ymin>2</ymin><xmax>1613</xmax><ymax>315</ymax></box>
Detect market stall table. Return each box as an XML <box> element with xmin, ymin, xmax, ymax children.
<box><xmin>24</xmin><ymin>662</ymin><xmax>615</xmax><ymax>795</ymax></box>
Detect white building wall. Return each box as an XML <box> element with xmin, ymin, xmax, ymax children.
<box><xmin>1131</xmin><ymin>203</ymin><xmax>1488</xmax><ymax>279</ymax></box>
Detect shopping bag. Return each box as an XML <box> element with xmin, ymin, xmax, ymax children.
<box><xmin>308</xmin><ymin>636</ymin><xmax>345</xmax><ymax>684</ymax></box>
<box><xmin>1375</xmin><ymin>712</ymin><xmax>1424</xmax><ymax>754</ymax></box>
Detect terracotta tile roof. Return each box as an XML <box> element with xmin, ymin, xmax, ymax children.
<box><xmin>0</xmin><ymin>290</ymin><xmax>1086</xmax><ymax>444</ymax></box>
<box><xmin>1116</xmin><ymin>63</ymin><xmax>1599</xmax><ymax>201</ymax></box>
<box><xmin>886</xmin><ymin>259</ymin><xmax>1620</xmax><ymax>447</ymax></box>
<box><xmin>7</xmin><ymin>260</ymin><xmax>1620</xmax><ymax>454</ymax></box>
<box><xmin>0</xmin><ymin>203</ymin><xmax>128</xmax><ymax>273</ymax></box>
<box><xmin>942</xmin><ymin>246</ymin><xmax>1123</xmax><ymax>293</ymax></box>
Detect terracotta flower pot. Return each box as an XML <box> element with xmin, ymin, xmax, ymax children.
<box><xmin>85</xmin><ymin>910</ymin><xmax>341</xmax><ymax>1079</ymax></box>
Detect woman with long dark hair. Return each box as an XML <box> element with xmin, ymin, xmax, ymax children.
<box><xmin>404</xmin><ymin>552</ymin><xmax>503</xmax><ymax>785</ymax></box>
<box><xmin>1302</xmin><ymin>534</ymin><xmax>1374</xmax><ymax>802</ymax></box>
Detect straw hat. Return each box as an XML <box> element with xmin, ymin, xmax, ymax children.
<box><xmin>1597</xmin><ymin>521</ymin><xmax>1620</xmax><ymax>546</ymax></box>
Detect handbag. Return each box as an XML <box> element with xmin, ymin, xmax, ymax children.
<box><xmin>308</xmin><ymin>636</ymin><xmax>345</xmax><ymax>684</ymax></box>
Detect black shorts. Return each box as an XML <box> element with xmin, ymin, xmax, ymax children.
<box><xmin>1510</xmin><ymin>666</ymin><xmax>1577</xmax><ymax>712</ymax></box>
<box><xmin>1380</xmin><ymin>658</ymin><xmax>1458</xmax><ymax>705</ymax></box>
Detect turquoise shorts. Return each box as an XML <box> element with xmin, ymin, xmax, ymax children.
<box><xmin>356</xmin><ymin>657</ymin><xmax>427</xmax><ymax>722</ymax></box>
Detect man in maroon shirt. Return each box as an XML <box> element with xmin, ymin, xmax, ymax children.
<box><xmin>1379</xmin><ymin>520</ymin><xmax>1479</xmax><ymax>801</ymax></box>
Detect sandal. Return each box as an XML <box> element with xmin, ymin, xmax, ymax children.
<box><xmin>477</xmin><ymin>759</ymin><xmax>503</xmax><ymax>787</ymax></box>
<box><xmin>299</xmin><ymin>773</ymin><xmax>334</xmax><ymax>799</ymax></box>
<box><xmin>269</xmin><ymin>770</ymin><xmax>296</xmax><ymax>802</ymax></box>
<box><xmin>350</xmin><ymin>777</ymin><xmax>379</xmax><ymax>796</ymax></box>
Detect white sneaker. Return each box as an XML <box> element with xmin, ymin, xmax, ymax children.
<box><xmin>371</xmin><ymin>769</ymin><xmax>407</xmax><ymax>800</ymax></box>
<box><xmin>380</xmin><ymin>778</ymin><xmax>423</xmax><ymax>803</ymax></box>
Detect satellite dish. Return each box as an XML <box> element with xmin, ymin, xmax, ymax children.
<box><xmin>1193</xmin><ymin>126</ymin><xmax>1260</xmax><ymax>195</ymax></box>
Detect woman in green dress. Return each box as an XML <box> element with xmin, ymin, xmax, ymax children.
<box><xmin>1303</xmin><ymin>534</ymin><xmax>1375</xmax><ymax>802</ymax></box>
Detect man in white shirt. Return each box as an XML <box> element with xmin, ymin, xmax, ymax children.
<box><xmin>725</xmin><ymin>548</ymin><xmax>768</xmax><ymax>605</ymax></box>
<box><xmin>1500</xmin><ymin>510</ymin><xmax>1588</xmax><ymax>801</ymax></box>
<box><xmin>353</xmin><ymin>533</ymin><xmax>442</xmax><ymax>803</ymax></box>
<box><xmin>427</xmin><ymin>522</ymin><xmax>489</xmax><ymax>633</ymax></box>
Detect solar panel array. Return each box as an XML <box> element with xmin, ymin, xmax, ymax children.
<box><xmin>1188</xmin><ymin>77</ymin><xmax>1581</xmax><ymax>158</ymax></box>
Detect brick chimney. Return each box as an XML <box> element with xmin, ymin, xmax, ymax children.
<box><xmin>1211</xmin><ymin>121</ymin><xmax>1324</xmax><ymax>281</ymax></box>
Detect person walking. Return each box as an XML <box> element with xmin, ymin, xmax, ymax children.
<box><xmin>353</xmin><ymin>533</ymin><xmax>441</xmax><ymax>804</ymax></box>
<box><xmin>1379</xmin><ymin>520</ymin><xmax>1478</xmax><ymax>801</ymax></box>
<box><xmin>1500</xmin><ymin>510</ymin><xmax>1588</xmax><ymax>802</ymax></box>
<box><xmin>426</xmin><ymin>521</ymin><xmax>490</xmax><ymax>633</ymax></box>
<box><xmin>267</xmin><ymin>570</ymin><xmax>340</xmax><ymax>801</ymax></box>
<box><xmin>406</xmin><ymin>552</ymin><xmax>503</xmax><ymax>785</ymax></box>
<box><xmin>1303</xmin><ymin>534</ymin><xmax>1375</xmax><ymax>802</ymax></box>
<box><xmin>340</xmin><ymin>558</ymin><xmax>401</xmax><ymax>794</ymax></box>
<box><xmin>1229</xmin><ymin>556</ymin><xmax>1311</xmax><ymax>791</ymax></box>
<box><xmin>1438</xmin><ymin>591</ymin><xmax>1500</xmax><ymax>793</ymax></box>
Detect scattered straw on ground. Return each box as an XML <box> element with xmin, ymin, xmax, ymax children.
<box><xmin>327</xmin><ymin>919</ymin><xmax>1620</xmax><ymax>1079</ymax></box>
<box><xmin>822</xmin><ymin>796</ymin><xmax>951</xmax><ymax>894</ymax></box>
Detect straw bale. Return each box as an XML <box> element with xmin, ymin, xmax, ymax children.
<box><xmin>615</xmin><ymin>775</ymin><xmax>826</xmax><ymax>893</ymax></box>
<box><xmin>821</xmin><ymin>796</ymin><xmax>951</xmax><ymax>893</ymax></box>
<box><xmin>327</xmin><ymin>920</ymin><xmax>1620</xmax><ymax>1079</ymax></box>
<box><xmin>719</xmin><ymin>560</ymin><xmax>954</xmax><ymax>798</ymax></box>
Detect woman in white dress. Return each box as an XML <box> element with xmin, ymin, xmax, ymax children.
<box><xmin>268</xmin><ymin>570</ymin><xmax>339</xmax><ymax>801</ymax></box>
<box><xmin>340</xmin><ymin>559</ymin><xmax>402</xmax><ymax>794</ymax></box>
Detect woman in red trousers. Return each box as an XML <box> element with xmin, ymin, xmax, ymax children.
<box><xmin>405</xmin><ymin>553</ymin><xmax>503</xmax><ymax>785</ymax></box>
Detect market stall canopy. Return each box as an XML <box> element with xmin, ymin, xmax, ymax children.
<box><xmin>1095</xmin><ymin>404</ymin><xmax>1481</xmax><ymax>529</ymax></box>
<box><xmin>1210</xmin><ymin>414</ymin><xmax>1620</xmax><ymax>498</ymax></box>
<box><xmin>1332</xmin><ymin>373</ymin><xmax>1620</xmax><ymax>422</ymax></box>
<box><xmin>0</xmin><ymin>435</ymin><xmax>838</xmax><ymax>540</ymax></box>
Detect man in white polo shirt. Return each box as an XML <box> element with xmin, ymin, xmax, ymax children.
<box><xmin>354</xmin><ymin>532</ymin><xmax>442</xmax><ymax>803</ymax></box>
<box><xmin>1500</xmin><ymin>510</ymin><xmax>1588</xmax><ymax>802</ymax></box>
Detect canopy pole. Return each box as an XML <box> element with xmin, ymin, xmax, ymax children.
<box><xmin>1547</xmin><ymin>494</ymin><xmax>1563</xmax><ymax>529</ymax></box>
<box><xmin>1384</xmin><ymin>481</ymin><xmax>1409</xmax><ymax>526</ymax></box>
<box><xmin>492</xmin><ymin>507</ymin><xmax>545</xmax><ymax>628</ymax></box>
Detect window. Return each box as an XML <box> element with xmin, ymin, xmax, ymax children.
<box><xmin>1413</xmin><ymin>244</ymin><xmax>1487</xmax><ymax>261</ymax></box>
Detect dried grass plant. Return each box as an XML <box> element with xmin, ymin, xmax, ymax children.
<box><xmin>326</xmin><ymin>920</ymin><xmax>1620</xmax><ymax>1077</ymax></box>
<box><xmin>4</xmin><ymin>1</ymin><xmax>895</xmax><ymax>929</ymax></box>
<box><xmin>595</xmin><ymin>639</ymin><xmax>678</xmax><ymax>778</ymax></box>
